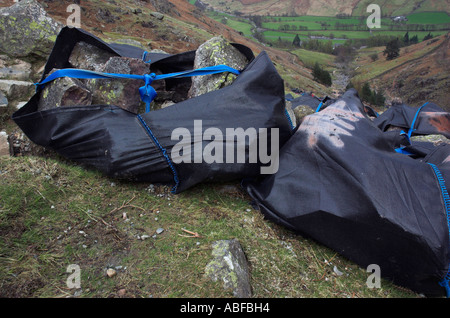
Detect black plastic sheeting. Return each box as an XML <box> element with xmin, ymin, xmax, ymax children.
<box><xmin>12</xmin><ymin>27</ymin><xmax>294</xmax><ymax>193</ymax></box>
<box><xmin>289</xmin><ymin>92</ymin><xmax>379</xmax><ymax>117</ymax></box>
<box><xmin>11</xmin><ymin>27</ymin><xmax>450</xmax><ymax>296</ymax></box>
<box><xmin>374</xmin><ymin>102</ymin><xmax>450</xmax><ymax>139</ymax></box>
<box><xmin>244</xmin><ymin>89</ymin><xmax>450</xmax><ymax>296</ymax></box>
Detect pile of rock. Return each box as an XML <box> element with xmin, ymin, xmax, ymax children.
<box><xmin>38</xmin><ymin>36</ymin><xmax>251</xmax><ymax>113</ymax></box>
<box><xmin>0</xmin><ymin>0</ymin><xmax>62</xmax><ymax>157</ymax></box>
<box><xmin>38</xmin><ymin>41</ymin><xmax>152</xmax><ymax>114</ymax></box>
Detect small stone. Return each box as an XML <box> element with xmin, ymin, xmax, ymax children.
<box><xmin>106</xmin><ymin>268</ymin><xmax>116</xmax><ymax>277</ymax></box>
<box><xmin>156</xmin><ymin>228</ymin><xmax>164</xmax><ymax>234</ymax></box>
<box><xmin>150</xmin><ymin>12</ymin><xmax>164</xmax><ymax>20</ymax></box>
<box><xmin>0</xmin><ymin>79</ymin><xmax>34</xmax><ymax>102</ymax></box>
<box><xmin>141</xmin><ymin>234</ymin><xmax>150</xmax><ymax>240</ymax></box>
<box><xmin>0</xmin><ymin>131</ymin><xmax>10</xmax><ymax>156</ymax></box>
<box><xmin>0</xmin><ymin>56</ymin><xmax>32</xmax><ymax>81</ymax></box>
<box><xmin>204</xmin><ymin>239</ymin><xmax>252</xmax><ymax>298</ymax></box>
<box><xmin>333</xmin><ymin>265</ymin><xmax>343</xmax><ymax>276</ymax></box>
<box><xmin>0</xmin><ymin>91</ymin><xmax>7</xmax><ymax>108</ymax></box>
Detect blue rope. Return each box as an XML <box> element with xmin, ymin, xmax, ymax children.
<box><xmin>284</xmin><ymin>108</ymin><xmax>295</xmax><ymax>131</ymax></box>
<box><xmin>427</xmin><ymin>163</ymin><xmax>450</xmax><ymax>298</ymax></box>
<box><xmin>394</xmin><ymin>102</ymin><xmax>430</xmax><ymax>155</ymax></box>
<box><xmin>315</xmin><ymin>102</ymin><xmax>323</xmax><ymax>113</ymax></box>
<box><xmin>142</xmin><ymin>51</ymin><xmax>151</xmax><ymax>64</ymax></box>
<box><xmin>35</xmin><ymin>65</ymin><xmax>241</xmax><ymax>113</ymax></box>
<box><xmin>137</xmin><ymin>114</ymin><xmax>180</xmax><ymax>194</ymax></box>
<box><xmin>407</xmin><ymin>102</ymin><xmax>429</xmax><ymax>139</ymax></box>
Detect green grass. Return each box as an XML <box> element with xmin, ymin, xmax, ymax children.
<box><xmin>0</xmin><ymin>155</ymin><xmax>421</xmax><ymax>298</ymax></box>
<box><xmin>406</xmin><ymin>11</ymin><xmax>450</xmax><ymax>24</ymax></box>
<box><xmin>352</xmin><ymin>35</ymin><xmax>444</xmax><ymax>83</ymax></box>
<box><xmin>352</xmin><ymin>0</ymin><xmax>447</xmax><ymax>16</ymax></box>
<box><xmin>207</xmin><ymin>11</ymin><xmax>254</xmax><ymax>37</ymax></box>
<box><xmin>291</xmin><ymin>48</ymin><xmax>336</xmax><ymax>70</ymax></box>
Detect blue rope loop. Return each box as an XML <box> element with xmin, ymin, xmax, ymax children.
<box><xmin>35</xmin><ymin>65</ymin><xmax>241</xmax><ymax>112</ymax></box>
<box><xmin>142</xmin><ymin>51</ymin><xmax>151</xmax><ymax>64</ymax></box>
<box><xmin>394</xmin><ymin>102</ymin><xmax>430</xmax><ymax>154</ymax></box>
<box><xmin>427</xmin><ymin>163</ymin><xmax>450</xmax><ymax>297</ymax></box>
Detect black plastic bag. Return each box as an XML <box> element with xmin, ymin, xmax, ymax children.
<box><xmin>374</xmin><ymin>102</ymin><xmax>450</xmax><ymax>139</ymax></box>
<box><xmin>244</xmin><ymin>89</ymin><xmax>450</xmax><ymax>296</ymax></box>
<box><xmin>12</xmin><ymin>27</ymin><xmax>293</xmax><ymax>193</ymax></box>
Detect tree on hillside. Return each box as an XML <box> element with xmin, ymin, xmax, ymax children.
<box><xmin>383</xmin><ymin>38</ymin><xmax>400</xmax><ymax>60</ymax></box>
<box><xmin>403</xmin><ymin>31</ymin><xmax>409</xmax><ymax>45</ymax></box>
<box><xmin>312</xmin><ymin>62</ymin><xmax>332</xmax><ymax>87</ymax></box>
<box><xmin>410</xmin><ymin>34</ymin><xmax>418</xmax><ymax>44</ymax></box>
<box><xmin>360</xmin><ymin>82</ymin><xmax>385</xmax><ymax>106</ymax></box>
<box><xmin>292</xmin><ymin>34</ymin><xmax>301</xmax><ymax>48</ymax></box>
<box><xmin>423</xmin><ymin>32</ymin><xmax>433</xmax><ymax>41</ymax></box>
<box><xmin>361</xmin><ymin>82</ymin><xmax>373</xmax><ymax>103</ymax></box>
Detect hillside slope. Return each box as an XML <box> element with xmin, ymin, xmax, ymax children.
<box><xmin>199</xmin><ymin>0</ymin><xmax>449</xmax><ymax>17</ymax></box>
<box><xmin>12</xmin><ymin>0</ymin><xmax>328</xmax><ymax>96</ymax></box>
<box><xmin>352</xmin><ymin>33</ymin><xmax>449</xmax><ymax>111</ymax></box>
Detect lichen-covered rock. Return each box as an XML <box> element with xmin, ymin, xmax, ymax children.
<box><xmin>37</xmin><ymin>72</ymin><xmax>92</xmax><ymax>111</ymax></box>
<box><xmin>411</xmin><ymin>134</ymin><xmax>450</xmax><ymax>145</ymax></box>
<box><xmin>69</xmin><ymin>42</ymin><xmax>116</xmax><ymax>72</ymax></box>
<box><xmin>188</xmin><ymin>36</ymin><xmax>248</xmax><ymax>98</ymax></box>
<box><xmin>293</xmin><ymin>104</ymin><xmax>315</xmax><ymax>123</ymax></box>
<box><xmin>88</xmin><ymin>57</ymin><xmax>151</xmax><ymax>113</ymax></box>
<box><xmin>0</xmin><ymin>0</ymin><xmax>62</xmax><ymax>60</ymax></box>
<box><xmin>204</xmin><ymin>239</ymin><xmax>252</xmax><ymax>298</ymax></box>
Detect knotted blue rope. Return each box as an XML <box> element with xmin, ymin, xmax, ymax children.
<box><xmin>35</xmin><ymin>65</ymin><xmax>241</xmax><ymax>112</ymax></box>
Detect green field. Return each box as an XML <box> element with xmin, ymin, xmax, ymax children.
<box><xmin>260</xmin><ymin>12</ymin><xmax>449</xmax><ymax>32</ymax></box>
<box><xmin>207</xmin><ymin>11</ymin><xmax>255</xmax><ymax>37</ymax></box>
<box><xmin>291</xmin><ymin>48</ymin><xmax>336</xmax><ymax>69</ymax></box>
<box><xmin>406</xmin><ymin>11</ymin><xmax>450</xmax><ymax>24</ymax></box>
<box><xmin>205</xmin><ymin>9</ymin><xmax>449</xmax><ymax>46</ymax></box>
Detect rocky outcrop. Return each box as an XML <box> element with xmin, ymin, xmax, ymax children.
<box><xmin>0</xmin><ymin>0</ymin><xmax>62</xmax><ymax>61</ymax></box>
